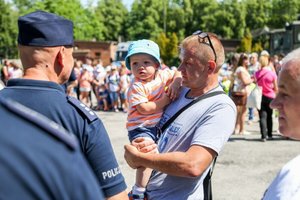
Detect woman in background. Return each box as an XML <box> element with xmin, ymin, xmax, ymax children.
<box><xmin>255</xmin><ymin>52</ymin><xmax>278</xmax><ymax>141</ymax></box>
<box><xmin>232</xmin><ymin>53</ymin><xmax>253</xmax><ymax>134</ymax></box>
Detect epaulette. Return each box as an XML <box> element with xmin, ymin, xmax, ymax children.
<box><xmin>67</xmin><ymin>96</ymin><xmax>98</xmax><ymax>122</ymax></box>
<box><xmin>0</xmin><ymin>97</ymin><xmax>78</xmax><ymax>151</ymax></box>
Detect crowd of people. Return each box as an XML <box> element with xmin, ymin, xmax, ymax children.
<box><xmin>219</xmin><ymin>50</ymin><xmax>281</xmax><ymax>141</ymax></box>
<box><xmin>0</xmin><ymin>9</ymin><xmax>299</xmax><ymax>200</ymax></box>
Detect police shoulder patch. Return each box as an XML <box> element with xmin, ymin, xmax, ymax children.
<box><xmin>67</xmin><ymin>96</ymin><xmax>98</xmax><ymax>122</ymax></box>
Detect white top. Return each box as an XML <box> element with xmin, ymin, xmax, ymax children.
<box><xmin>233</xmin><ymin>66</ymin><xmax>251</xmax><ymax>93</ymax></box>
<box><xmin>263</xmin><ymin>155</ymin><xmax>300</xmax><ymax>200</ymax></box>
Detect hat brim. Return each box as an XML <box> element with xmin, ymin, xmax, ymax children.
<box><xmin>125</xmin><ymin>48</ymin><xmax>161</xmax><ymax>70</ymax></box>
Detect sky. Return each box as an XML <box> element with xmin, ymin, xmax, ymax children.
<box><xmin>81</xmin><ymin>0</ymin><xmax>134</xmax><ymax>10</ymax></box>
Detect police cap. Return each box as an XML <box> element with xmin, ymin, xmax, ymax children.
<box><xmin>18</xmin><ymin>10</ymin><xmax>74</xmax><ymax>47</ymax></box>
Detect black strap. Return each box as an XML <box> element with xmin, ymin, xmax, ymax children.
<box><xmin>158</xmin><ymin>91</ymin><xmax>225</xmax><ymax>136</ymax></box>
<box><xmin>203</xmin><ymin>157</ymin><xmax>217</xmax><ymax>200</ymax></box>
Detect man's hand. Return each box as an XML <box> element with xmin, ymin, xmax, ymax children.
<box><xmin>124</xmin><ymin>144</ymin><xmax>141</xmax><ymax>169</ymax></box>
<box><xmin>124</xmin><ymin>138</ymin><xmax>157</xmax><ymax>169</ymax></box>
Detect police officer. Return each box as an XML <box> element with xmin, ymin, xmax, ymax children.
<box><xmin>0</xmin><ymin>97</ymin><xmax>104</xmax><ymax>199</ymax></box>
<box><xmin>0</xmin><ymin>10</ymin><xmax>128</xmax><ymax>200</ymax></box>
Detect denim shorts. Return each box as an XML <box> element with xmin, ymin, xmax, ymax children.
<box><xmin>128</xmin><ymin>126</ymin><xmax>158</xmax><ymax>142</ymax></box>
<box><xmin>109</xmin><ymin>91</ymin><xmax>119</xmax><ymax>102</ymax></box>
<box><xmin>119</xmin><ymin>92</ymin><xmax>127</xmax><ymax>100</ymax></box>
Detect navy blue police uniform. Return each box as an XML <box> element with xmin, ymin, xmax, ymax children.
<box><xmin>0</xmin><ymin>10</ymin><xmax>127</xmax><ymax>198</ymax></box>
<box><xmin>0</xmin><ymin>97</ymin><xmax>104</xmax><ymax>199</ymax></box>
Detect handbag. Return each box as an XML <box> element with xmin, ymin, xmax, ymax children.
<box><xmin>247</xmin><ymin>84</ymin><xmax>262</xmax><ymax>109</ymax></box>
<box><xmin>231</xmin><ymin>91</ymin><xmax>247</xmax><ymax>106</ymax></box>
<box><xmin>246</xmin><ymin>71</ymin><xmax>269</xmax><ymax>109</ymax></box>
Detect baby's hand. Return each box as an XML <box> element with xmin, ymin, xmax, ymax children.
<box><xmin>131</xmin><ymin>137</ymin><xmax>157</xmax><ymax>153</ymax></box>
<box><xmin>165</xmin><ymin>77</ymin><xmax>182</xmax><ymax>101</ymax></box>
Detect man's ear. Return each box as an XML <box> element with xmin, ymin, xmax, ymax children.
<box><xmin>57</xmin><ymin>47</ymin><xmax>65</xmax><ymax>67</ymax></box>
<box><xmin>208</xmin><ymin>60</ymin><xmax>217</xmax><ymax>74</ymax></box>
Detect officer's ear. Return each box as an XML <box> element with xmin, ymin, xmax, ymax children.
<box><xmin>57</xmin><ymin>47</ymin><xmax>65</xmax><ymax>67</ymax></box>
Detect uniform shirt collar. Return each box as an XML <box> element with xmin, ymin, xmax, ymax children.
<box><xmin>7</xmin><ymin>79</ymin><xmax>65</xmax><ymax>93</ymax></box>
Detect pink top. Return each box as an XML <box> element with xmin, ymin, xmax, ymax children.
<box><xmin>255</xmin><ymin>67</ymin><xmax>277</xmax><ymax>99</ymax></box>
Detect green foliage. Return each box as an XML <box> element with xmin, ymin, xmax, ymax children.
<box><xmin>0</xmin><ymin>0</ymin><xmax>18</xmax><ymax>58</ymax></box>
<box><xmin>126</xmin><ymin>0</ymin><xmax>163</xmax><ymax>40</ymax></box>
<box><xmin>166</xmin><ymin>1</ymin><xmax>186</xmax><ymax>40</ymax></box>
<box><xmin>16</xmin><ymin>0</ymin><xmax>104</xmax><ymax>41</ymax></box>
<box><xmin>244</xmin><ymin>0</ymin><xmax>271</xmax><ymax>30</ymax></box>
<box><xmin>269</xmin><ymin>0</ymin><xmax>300</xmax><ymax>28</ymax></box>
<box><xmin>187</xmin><ymin>0</ymin><xmax>219</xmax><ymax>34</ymax></box>
<box><xmin>1</xmin><ymin>0</ymin><xmax>300</xmax><ymax>60</ymax></box>
<box><xmin>237</xmin><ymin>28</ymin><xmax>252</xmax><ymax>52</ymax></box>
<box><xmin>155</xmin><ymin>32</ymin><xmax>179</xmax><ymax>66</ymax></box>
<box><xmin>213</xmin><ymin>0</ymin><xmax>247</xmax><ymax>39</ymax></box>
<box><xmin>252</xmin><ymin>41</ymin><xmax>263</xmax><ymax>53</ymax></box>
<box><xmin>96</xmin><ymin>0</ymin><xmax>128</xmax><ymax>41</ymax></box>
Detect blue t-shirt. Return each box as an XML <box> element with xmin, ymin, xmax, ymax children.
<box><xmin>0</xmin><ymin>79</ymin><xmax>126</xmax><ymax>197</ymax></box>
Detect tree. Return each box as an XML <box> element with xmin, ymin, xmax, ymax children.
<box><xmin>126</xmin><ymin>0</ymin><xmax>164</xmax><ymax>40</ymax></box>
<box><xmin>13</xmin><ymin>0</ymin><xmax>37</xmax><ymax>15</ymax></box>
<box><xmin>269</xmin><ymin>0</ymin><xmax>300</xmax><ymax>28</ymax></box>
<box><xmin>155</xmin><ymin>32</ymin><xmax>179</xmax><ymax>66</ymax></box>
<box><xmin>165</xmin><ymin>0</ymin><xmax>186</xmax><ymax>40</ymax></box>
<box><xmin>0</xmin><ymin>0</ymin><xmax>18</xmax><ymax>58</ymax></box>
<box><xmin>187</xmin><ymin>0</ymin><xmax>219</xmax><ymax>34</ymax></box>
<box><xmin>237</xmin><ymin>28</ymin><xmax>252</xmax><ymax>52</ymax></box>
<box><xmin>13</xmin><ymin>0</ymin><xmax>104</xmax><ymax>41</ymax></box>
<box><xmin>95</xmin><ymin>0</ymin><xmax>128</xmax><ymax>41</ymax></box>
<box><xmin>244</xmin><ymin>0</ymin><xmax>271</xmax><ymax>31</ymax></box>
<box><xmin>166</xmin><ymin>32</ymin><xmax>179</xmax><ymax>66</ymax></box>
<box><xmin>213</xmin><ymin>0</ymin><xmax>246</xmax><ymax>39</ymax></box>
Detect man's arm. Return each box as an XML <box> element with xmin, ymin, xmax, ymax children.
<box><xmin>124</xmin><ymin>143</ymin><xmax>216</xmax><ymax>178</ymax></box>
<box><xmin>106</xmin><ymin>191</ymin><xmax>128</xmax><ymax>200</ymax></box>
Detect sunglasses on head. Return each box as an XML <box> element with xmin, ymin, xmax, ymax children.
<box><xmin>192</xmin><ymin>30</ymin><xmax>217</xmax><ymax>62</ymax></box>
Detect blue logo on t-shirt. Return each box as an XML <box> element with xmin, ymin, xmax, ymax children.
<box><xmin>159</xmin><ymin>136</ymin><xmax>168</xmax><ymax>152</ymax></box>
<box><xmin>167</xmin><ymin>122</ymin><xmax>181</xmax><ymax>136</ymax></box>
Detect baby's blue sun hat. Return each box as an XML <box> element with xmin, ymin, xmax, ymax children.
<box><xmin>125</xmin><ymin>39</ymin><xmax>161</xmax><ymax>70</ymax></box>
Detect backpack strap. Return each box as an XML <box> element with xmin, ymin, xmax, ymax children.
<box><xmin>157</xmin><ymin>91</ymin><xmax>225</xmax><ymax>137</ymax></box>
<box><xmin>203</xmin><ymin>157</ymin><xmax>217</xmax><ymax>200</ymax></box>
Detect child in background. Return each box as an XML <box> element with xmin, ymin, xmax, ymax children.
<box><xmin>125</xmin><ymin>39</ymin><xmax>181</xmax><ymax>200</ymax></box>
<box><xmin>96</xmin><ymin>84</ymin><xmax>109</xmax><ymax>111</ymax></box>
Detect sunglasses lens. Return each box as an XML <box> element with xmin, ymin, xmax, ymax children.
<box><xmin>193</xmin><ymin>30</ymin><xmax>202</xmax><ymax>35</ymax></box>
<box><xmin>192</xmin><ymin>30</ymin><xmax>217</xmax><ymax>62</ymax></box>
<box><xmin>199</xmin><ymin>32</ymin><xmax>207</xmax><ymax>38</ymax></box>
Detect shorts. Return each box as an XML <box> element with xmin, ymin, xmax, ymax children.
<box><xmin>98</xmin><ymin>91</ymin><xmax>108</xmax><ymax>98</ymax></box>
<box><xmin>80</xmin><ymin>87</ymin><xmax>91</xmax><ymax>92</ymax></box>
<box><xmin>109</xmin><ymin>91</ymin><xmax>119</xmax><ymax>102</ymax></box>
<box><xmin>119</xmin><ymin>92</ymin><xmax>127</xmax><ymax>100</ymax></box>
<box><xmin>128</xmin><ymin>126</ymin><xmax>158</xmax><ymax>143</ymax></box>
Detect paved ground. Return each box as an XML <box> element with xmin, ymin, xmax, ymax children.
<box><xmin>96</xmin><ymin>110</ymin><xmax>300</xmax><ymax>200</ymax></box>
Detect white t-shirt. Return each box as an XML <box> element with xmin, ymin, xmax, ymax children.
<box><xmin>233</xmin><ymin>66</ymin><xmax>251</xmax><ymax>93</ymax></box>
<box><xmin>106</xmin><ymin>73</ymin><xmax>120</xmax><ymax>92</ymax></box>
<box><xmin>263</xmin><ymin>155</ymin><xmax>300</xmax><ymax>200</ymax></box>
<box><xmin>146</xmin><ymin>86</ymin><xmax>237</xmax><ymax>200</ymax></box>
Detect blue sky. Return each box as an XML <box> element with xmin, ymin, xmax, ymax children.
<box><xmin>81</xmin><ymin>0</ymin><xmax>134</xmax><ymax>10</ymax></box>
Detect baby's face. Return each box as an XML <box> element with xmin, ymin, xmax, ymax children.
<box><xmin>130</xmin><ymin>54</ymin><xmax>159</xmax><ymax>82</ymax></box>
